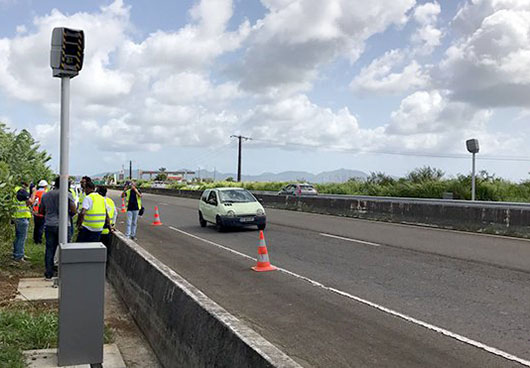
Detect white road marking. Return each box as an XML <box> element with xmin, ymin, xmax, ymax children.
<box><xmin>320</xmin><ymin>233</ymin><xmax>381</xmax><ymax>247</ymax></box>
<box><xmin>168</xmin><ymin>225</ymin><xmax>530</xmax><ymax>367</ymax></box>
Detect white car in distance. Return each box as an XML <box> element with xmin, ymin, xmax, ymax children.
<box><xmin>198</xmin><ymin>188</ymin><xmax>266</xmax><ymax>231</ymax></box>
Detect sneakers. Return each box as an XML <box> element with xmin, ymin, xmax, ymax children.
<box><xmin>44</xmin><ymin>276</ymin><xmax>53</xmax><ymax>281</ymax></box>
<box><xmin>129</xmin><ymin>236</ymin><xmax>137</xmax><ymax>240</ymax></box>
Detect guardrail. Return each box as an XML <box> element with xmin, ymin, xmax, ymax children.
<box><xmin>110</xmin><ymin>187</ymin><xmax>530</xmax><ymax>237</ymax></box>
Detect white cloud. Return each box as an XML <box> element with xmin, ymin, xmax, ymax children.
<box><xmin>0</xmin><ymin>0</ymin><xmax>248</xmax><ymax>154</ymax></box>
<box><xmin>243</xmin><ymin>94</ymin><xmax>361</xmax><ymax>148</ymax></box>
<box><xmin>235</xmin><ymin>0</ymin><xmax>416</xmax><ymax>93</ymax></box>
<box><xmin>350</xmin><ymin>49</ymin><xmax>430</xmax><ymax>95</ymax></box>
<box><xmin>386</xmin><ymin>90</ymin><xmax>492</xmax><ymax>135</ymax></box>
<box><xmin>441</xmin><ymin>0</ymin><xmax>530</xmax><ymax>107</ymax></box>
<box><xmin>413</xmin><ymin>1</ymin><xmax>440</xmax><ymax>25</ymax></box>
<box><xmin>411</xmin><ymin>1</ymin><xmax>442</xmax><ymax>54</ymax></box>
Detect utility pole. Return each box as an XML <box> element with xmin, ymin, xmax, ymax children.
<box><xmin>230</xmin><ymin>135</ymin><xmax>251</xmax><ymax>182</ymax></box>
<box><xmin>129</xmin><ymin>160</ymin><xmax>132</xmax><ymax>180</ymax></box>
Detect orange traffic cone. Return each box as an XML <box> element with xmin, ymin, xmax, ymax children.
<box><xmin>252</xmin><ymin>231</ymin><xmax>277</xmax><ymax>272</ymax></box>
<box><xmin>152</xmin><ymin>206</ymin><xmax>163</xmax><ymax>226</ymax></box>
<box><xmin>120</xmin><ymin>197</ymin><xmax>126</xmax><ymax>213</ymax></box>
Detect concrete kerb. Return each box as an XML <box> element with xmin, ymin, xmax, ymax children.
<box><xmin>106</xmin><ymin>231</ymin><xmax>302</xmax><ymax>368</ymax></box>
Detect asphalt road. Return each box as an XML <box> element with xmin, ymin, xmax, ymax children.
<box><xmin>110</xmin><ymin>191</ymin><xmax>530</xmax><ymax>368</ymax></box>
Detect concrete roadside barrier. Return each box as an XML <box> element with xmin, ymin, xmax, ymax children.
<box><xmin>106</xmin><ymin>231</ymin><xmax>302</xmax><ymax>368</ymax></box>
<box><xmin>109</xmin><ymin>186</ymin><xmax>530</xmax><ymax>237</ymax></box>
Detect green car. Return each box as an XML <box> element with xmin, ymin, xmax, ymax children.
<box><xmin>198</xmin><ymin>188</ymin><xmax>266</xmax><ymax>231</ymax></box>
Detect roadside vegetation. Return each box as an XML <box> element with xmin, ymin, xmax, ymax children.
<box><xmin>0</xmin><ymin>123</ymin><xmax>113</xmax><ymax>368</ymax></box>
<box><xmin>132</xmin><ymin>166</ymin><xmax>530</xmax><ymax>203</ymax></box>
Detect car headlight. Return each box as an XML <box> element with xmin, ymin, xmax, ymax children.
<box><xmin>226</xmin><ymin>210</ymin><xmax>236</xmax><ymax>217</ymax></box>
<box><xmin>256</xmin><ymin>208</ymin><xmax>265</xmax><ymax>216</ymax></box>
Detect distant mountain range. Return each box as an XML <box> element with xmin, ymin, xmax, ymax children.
<box><xmin>91</xmin><ymin>168</ymin><xmax>368</xmax><ymax>183</ymax></box>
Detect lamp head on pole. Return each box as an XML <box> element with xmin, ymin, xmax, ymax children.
<box><xmin>466</xmin><ymin>138</ymin><xmax>479</xmax><ymax>154</ymax></box>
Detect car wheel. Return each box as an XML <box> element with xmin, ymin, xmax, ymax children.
<box><xmin>216</xmin><ymin>216</ymin><xmax>224</xmax><ymax>232</ymax></box>
<box><xmin>199</xmin><ymin>212</ymin><xmax>207</xmax><ymax>227</ymax></box>
<box><xmin>257</xmin><ymin>223</ymin><xmax>266</xmax><ymax>231</ymax></box>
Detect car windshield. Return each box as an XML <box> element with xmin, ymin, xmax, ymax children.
<box><xmin>300</xmin><ymin>185</ymin><xmax>315</xmax><ymax>190</ymax></box>
<box><xmin>219</xmin><ymin>189</ymin><xmax>256</xmax><ymax>203</ymax></box>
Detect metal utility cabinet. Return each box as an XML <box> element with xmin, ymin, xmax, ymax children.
<box><xmin>58</xmin><ymin>242</ymin><xmax>107</xmax><ymax>366</ymax></box>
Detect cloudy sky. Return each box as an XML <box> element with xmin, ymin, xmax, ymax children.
<box><xmin>1</xmin><ymin>0</ymin><xmax>530</xmax><ymax>180</ymax></box>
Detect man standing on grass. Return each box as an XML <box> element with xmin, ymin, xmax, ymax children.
<box><xmin>12</xmin><ymin>180</ymin><xmax>34</xmax><ymax>263</ymax></box>
<box><xmin>39</xmin><ymin>176</ymin><xmax>76</xmax><ymax>280</ymax></box>
<box><xmin>76</xmin><ymin>181</ymin><xmax>109</xmax><ymax>243</ymax></box>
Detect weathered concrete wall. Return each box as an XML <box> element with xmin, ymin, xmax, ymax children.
<box><xmin>254</xmin><ymin>194</ymin><xmax>530</xmax><ymax>237</ymax></box>
<box><xmin>106</xmin><ymin>232</ymin><xmax>301</xmax><ymax>368</ymax></box>
<box><xmin>116</xmin><ymin>186</ymin><xmax>530</xmax><ymax>237</ymax></box>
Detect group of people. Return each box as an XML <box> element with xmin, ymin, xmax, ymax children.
<box><xmin>12</xmin><ymin>177</ymin><xmax>142</xmax><ymax>280</ymax></box>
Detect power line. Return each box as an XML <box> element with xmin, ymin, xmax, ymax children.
<box><xmin>249</xmin><ymin>138</ymin><xmax>530</xmax><ymax>162</ymax></box>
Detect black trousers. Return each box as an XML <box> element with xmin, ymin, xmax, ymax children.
<box><xmin>33</xmin><ymin>215</ymin><xmax>45</xmax><ymax>244</ymax></box>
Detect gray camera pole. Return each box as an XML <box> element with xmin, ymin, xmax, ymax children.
<box><xmin>471</xmin><ymin>152</ymin><xmax>476</xmax><ymax>201</ymax></box>
<box><xmin>59</xmin><ymin>77</ymin><xmax>70</xmax><ymax>245</ymax></box>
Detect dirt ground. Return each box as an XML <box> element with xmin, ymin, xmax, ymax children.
<box><xmin>105</xmin><ymin>282</ymin><xmax>162</xmax><ymax>368</ymax></box>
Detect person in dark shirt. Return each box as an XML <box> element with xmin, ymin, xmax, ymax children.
<box><xmin>121</xmin><ymin>181</ymin><xmax>142</xmax><ymax>240</ymax></box>
<box><xmin>39</xmin><ymin>176</ymin><xmax>76</xmax><ymax>280</ymax></box>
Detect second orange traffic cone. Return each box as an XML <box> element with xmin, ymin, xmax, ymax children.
<box><xmin>252</xmin><ymin>231</ymin><xmax>277</xmax><ymax>272</ymax></box>
<box><xmin>120</xmin><ymin>197</ymin><xmax>126</xmax><ymax>213</ymax></box>
<box><xmin>152</xmin><ymin>206</ymin><xmax>163</xmax><ymax>226</ymax></box>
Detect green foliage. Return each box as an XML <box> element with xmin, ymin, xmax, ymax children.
<box><xmin>0</xmin><ymin>123</ymin><xmax>53</xmax><ymax>240</ymax></box>
<box><xmin>406</xmin><ymin>166</ymin><xmax>444</xmax><ymax>183</ymax></box>
<box><xmin>140</xmin><ymin>166</ymin><xmax>530</xmax><ymax>202</ymax></box>
<box><xmin>0</xmin><ymin>305</ymin><xmax>58</xmax><ymax>368</ymax></box>
<box><xmin>154</xmin><ymin>172</ymin><xmax>168</xmax><ymax>181</ymax></box>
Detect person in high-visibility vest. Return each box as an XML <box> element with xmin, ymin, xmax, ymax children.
<box><xmin>97</xmin><ymin>186</ymin><xmax>116</xmax><ymax>246</ymax></box>
<box><xmin>32</xmin><ymin>180</ymin><xmax>48</xmax><ymax>245</ymax></box>
<box><xmin>78</xmin><ymin>176</ymin><xmax>92</xmax><ymax>212</ymax></box>
<box><xmin>12</xmin><ymin>181</ymin><xmax>34</xmax><ymax>262</ymax></box>
<box><xmin>76</xmin><ymin>181</ymin><xmax>109</xmax><ymax>243</ymax></box>
<box><xmin>122</xmin><ymin>181</ymin><xmax>142</xmax><ymax>240</ymax></box>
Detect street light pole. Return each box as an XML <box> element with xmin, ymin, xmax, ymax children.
<box><xmin>466</xmin><ymin>139</ymin><xmax>480</xmax><ymax>201</ymax></box>
<box><xmin>58</xmin><ymin>77</ymin><xmax>70</xmax><ymax>245</ymax></box>
<box><xmin>471</xmin><ymin>152</ymin><xmax>476</xmax><ymax>201</ymax></box>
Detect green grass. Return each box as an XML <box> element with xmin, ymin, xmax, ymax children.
<box><xmin>160</xmin><ymin>177</ymin><xmax>530</xmax><ymax>202</ymax></box>
<box><xmin>0</xmin><ymin>304</ymin><xmax>57</xmax><ymax>368</ymax></box>
<box><xmin>0</xmin><ymin>225</ymin><xmax>46</xmax><ymax>279</ymax></box>
<box><xmin>0</xmin><ymin>223</ymin><xmax>113</xmax><ymax>368</ymax></box>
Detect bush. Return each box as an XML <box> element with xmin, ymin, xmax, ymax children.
<box><xmin>0</xmin><ymin>123</ymin><xmax>53</xmax><ymax>241</ymax></box>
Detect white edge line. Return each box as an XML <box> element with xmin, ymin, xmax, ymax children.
<box><xmin>168</xmin><ymin>226</ymin><xmax>530</xmax><ymax>367</ymax></box>
<box><xmin>320</xmin><ymin>233</ymin><xmax>381</xmax><ymax>247</ymax></box>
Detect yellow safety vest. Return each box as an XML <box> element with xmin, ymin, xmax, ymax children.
<box><xmin>69</xmin><ymin>188</ymin><xmax>78</xmax><ymax>204</ymax></box>
<box><xmin>101</xmin><ymin>197</ymin><xmax>116</xmax><ymax>235</ymax></box>
<box><xmin>82</xmin><ymin>193</ymin><xmax>106</xmax><ymax>231</ymax></box>
<box><xmin>13</xmin><ymin>186</ymin><xmax>31</xmax><ymax>219</ymax></box>
<box><xmin>125</xmin><ymin>189</ymin><xmax>142</xmax><ymax>210</ymax></box>
<box><xmin>78</xmin><ymin>192</ymin><xmax>86</xmax><ymax>208</ymax></box>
